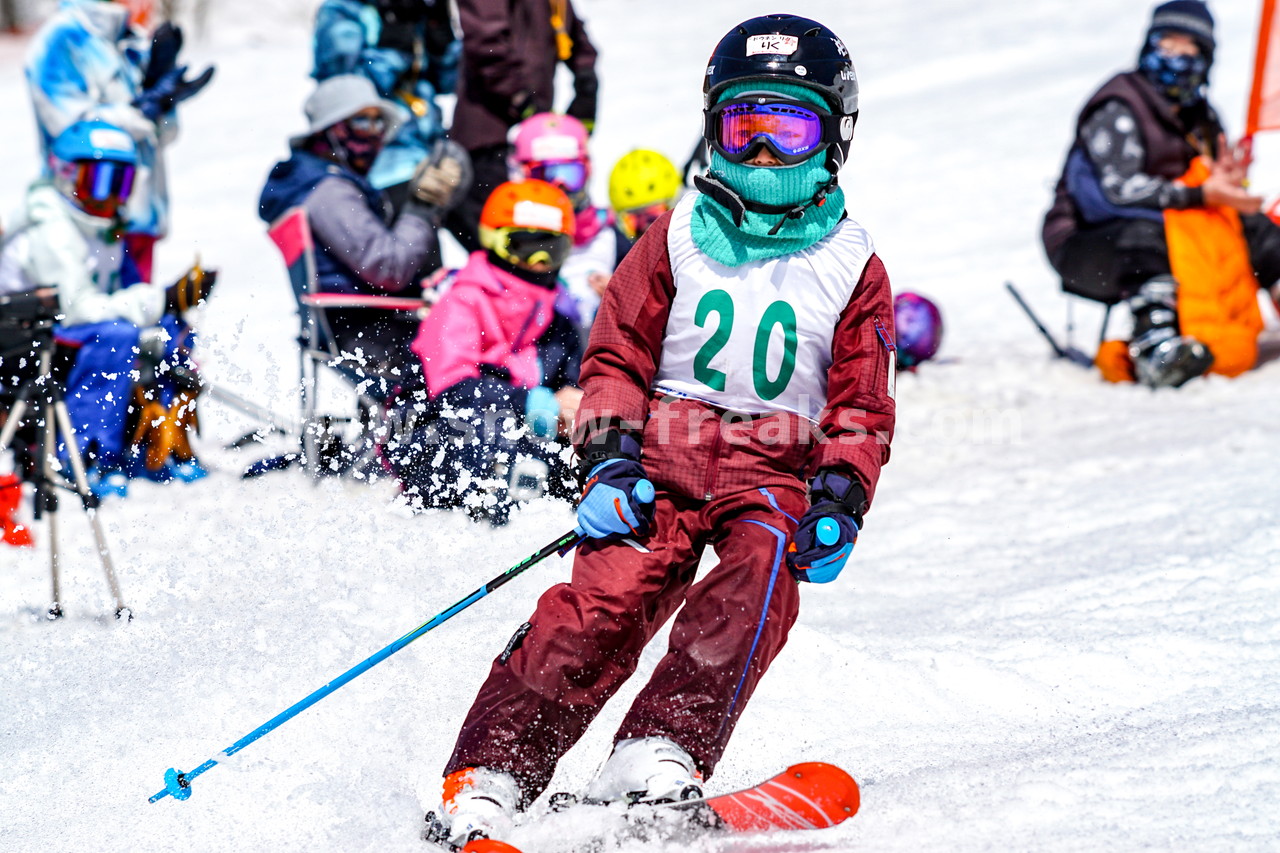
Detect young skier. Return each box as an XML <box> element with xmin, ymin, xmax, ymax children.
<box><xmin>424</xmin><ymin>14</ymin><xmax>895</xmax><ymax>847</ymax></box>
<box><xmin>607</xmin><ymin>148</ymin><xmax>684</xmax><ymax>241</ymax></box>
<box><xmin>509</xmin><ymin>112</ymin><xmax>631</xmax><ymax>340</ymax></box>
<box><xmin>0</xmin><ymin>120</ymin><xmax>215</xmax><ymax>496</ymax></box>
<box><xmin>386</xmin><ymin>179</ymin><xmax>584</xmax><ymax>524</ymax></box>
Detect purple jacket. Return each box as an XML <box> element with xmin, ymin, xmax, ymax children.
<box><xmin>450</xmin><ymin>0</ymin><xmax>598</xmax><ymax>151</ymax></box>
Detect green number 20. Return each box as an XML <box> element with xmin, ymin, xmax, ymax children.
<box><xmin>692</xmin><ymin>290</ymin><xmax>797</xmax><ymax>401</ymax></box>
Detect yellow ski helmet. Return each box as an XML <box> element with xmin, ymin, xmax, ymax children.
<box><xmin>608</xmin><ymin>149</ymin><xmax>682</xmax><ymax>238</ymax></box>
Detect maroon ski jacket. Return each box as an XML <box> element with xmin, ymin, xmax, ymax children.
<box><xmin>450</xmin><ymin>0</ymin><xmax>599</xmax><ymax>152</ymax></box>
<box><xmin>573</xmin><ymin>212</ymin><xmax>896</xmax><ymax>508</ymax></box>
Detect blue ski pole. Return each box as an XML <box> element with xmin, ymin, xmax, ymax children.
<box><xmin>149</xmin><ymin>528</ymin><xmax>582</xmax><ymax>804</ymax></box>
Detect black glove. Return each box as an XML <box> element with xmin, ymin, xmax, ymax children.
<box><xmin>135</xmin><ymin>65</ymin><xmax>216</xmax><ymax>121</ymax></box>
<box><xmin>165</xmin><ymin>266</ymin><xmax>217</xmax><ymax>315</ymax></box>
<box><xmin>786</xmin><ymin>470</ymin><xmax>867</xmax><ymax>584</ymax></box>
<box><xmin>143</xmin><ymin>22</ymin><xmax>184</xmax><ymax>91</ymax></box>
<box><xmin>566</xmin><ymin>68</ymin><xmax>598</xmax><ymax>130</ymax></box>
<box><xmin>404</xmin><ymin>139</ymin><xmax>473</xmax><ymax>221</ymax></box>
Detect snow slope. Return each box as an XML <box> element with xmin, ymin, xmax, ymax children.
<box><xmin>2</xmin><ymin>1</ymin><xmax>1279</xmax><ymax>850</ymax></box>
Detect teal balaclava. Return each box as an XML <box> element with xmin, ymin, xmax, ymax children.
<box><xmin>691</xmin><ymin>81</ymin><xmax>846</xmax><ymax>267</ymax></box>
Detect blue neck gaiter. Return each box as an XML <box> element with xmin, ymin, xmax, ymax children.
<box><xmin>691</xmin><ymin>82</ymin><xmax>846</xmax><ymax>267</ymax></box>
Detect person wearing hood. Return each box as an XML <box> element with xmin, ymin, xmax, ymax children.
<box><xmin>421</xmin><ymin>15</ymin><xmax>894</xmax><ymax>849</ymax></box>
<box><xmin>25</xmin><ymin>0</ymin><xmax>214</xmax><ymax>280</ymax></box>
<box><xmin>0</xmin><ymin>120</ymin><xmax>215</xmax><ymax>496</ymax></box>
<box><xmin>258</xmin><ymin>74</ymin><xmax>472</xmax><ymax>388</ymax></box>
<box><xmin>1042</xmin><ymin>1</ymin><xmax>1280</xmax><ymax>388</ymax></box>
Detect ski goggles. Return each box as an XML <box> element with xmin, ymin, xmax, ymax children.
<box><xmin>523</xmin><ymin>160</ymin><xmax>588</xmax><ymax>194</ymax></box>
<box><xmin>705</xmin><ymin>97</ymin><xmax>843</xmax><ymax>165</ymax></box>
<box><xmin>71</xmin><ymin>159</ymin><xmax>136</xmax><ymax>204</ymax></box>
<box><xmin>618</xmin><ymin>201</ymin><xmax>672</xmax><ymax>240</ymax></box>
<box><xmin>492</xmin><ymin>227</ymin><xmax>573</xmax><ymax>270</ymax></box>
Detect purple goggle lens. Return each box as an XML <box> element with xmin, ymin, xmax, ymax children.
<box><xmin>526</xmin><ymin>160</ymin><xmax>588</xmax><ymax>193</ymax></box>
<box><xmin>716</xmin><ymin>100</ymin><xmax>824</xmax><ymax>158</ymax></box>
<box><xmin>75</xmin><ymin>160</ymin><xmax>136</xmax><ymax>203</ymax></box>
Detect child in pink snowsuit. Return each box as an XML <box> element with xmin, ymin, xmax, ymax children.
<box><xmin>426</xmin><ymin>15</ymin><xmax>895</xmax><ymax>847</ymax></box>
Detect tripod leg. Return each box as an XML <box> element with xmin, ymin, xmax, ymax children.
<box><xmin>42</xmin><ymin>414</ymin><xmax>64</xmax><ymax>621</ymax></box>
<box><xmin>0</xmin><ymin>395</ymin><xmax>30</xmax><ymax>450</ymax></box>
<box><xmin>52</xmin><ymin>399</ymin><xmax>130</xmax><ymax>620</ymax></box>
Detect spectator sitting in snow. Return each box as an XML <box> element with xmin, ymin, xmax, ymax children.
<box><xmin>311</xmin><ymin>0</ymin><xmax>461</xmax><ymax>217</ymax></box>
<box><xmin>25</xmin><ymin>0</ymin><xmax>214</xmax><ymax>281</ymax></box>
<box><xmin>444</xmin><ymin>0</ymin><xmax>599</xmax><ymax>252</ymax></box>
<box><xmin>1042</xmin><ymin>0</ymin><xmax>1280</xmax><ymax>388</ymax></box>
<box><xmin>258</xmin><ymin>75</ymin><xmax>472</xmax><ymax>394</ymax></box>
<box><xmin>510</xmin><ymin>112</ymin><xmax>631</xmax><ymax>343</ymax></box>
<box><xmin>384</xmin><ymin>180</ymin><xmax>583</xmax><ymax>526</ymax></box>
<box><xmin>0</xmin><ymin>120</ymin><xmax>214</xmax><ymax>498</ymax></box>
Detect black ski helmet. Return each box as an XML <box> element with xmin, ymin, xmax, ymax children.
<box><xmin>703</xmin><ymin>14</ymin><xmax>859</xmax><ymax>169</ymax></box>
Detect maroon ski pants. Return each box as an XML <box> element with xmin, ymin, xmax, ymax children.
<box><xmin>445</xmin><ymin>485</ymin><xmax>808</xmax><ymax>804</ymax></box>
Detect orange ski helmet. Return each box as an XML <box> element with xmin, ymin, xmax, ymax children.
<box><xmin>479</xmin><ymin>180</ymin><xmax>577</xmax><ymax>271</ymax></box>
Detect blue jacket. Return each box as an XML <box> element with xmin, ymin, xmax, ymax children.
<box><xmin>312</xmin><ymin>0</ymin><xmax>460</xmax><ymax>189</ymax></box>
<box><xmin>259</xmin><ymin>150</ymin><xmax>387</xmax><ymax>294</ymax></box>
<box><xmin>25</xmin><ymin>0</ymin><xmax>172</xmax><ymax>237</ymax></box>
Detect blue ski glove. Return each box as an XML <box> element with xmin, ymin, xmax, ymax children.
<box><xmin>575</xmin><ymin>428</ymin><xmax>655</xmax><ymax>540</ymax></box>
<box><xmin>525</xmin><ymin>386</ymin><xmax>560</xmax><ymax>439</ymax></box>
<box><xmin>576</xmin><ymin>459</ymin><xmax>655</xmax><ymax>540</ymax></box>
<box><xmin>787</xmin><ymin>470</ymin><xmax>867</xmax><ymax>583</ymax></box>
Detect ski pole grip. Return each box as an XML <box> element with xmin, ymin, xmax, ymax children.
<box><xmin>633</xmin><ymin>479</ymin><xmax>655</xmax><ymax>504</ymax></box>
<box><xmin>816</xmin><ymin>517</ymin><xmax>840</xmax><ymax>547</ymax></box>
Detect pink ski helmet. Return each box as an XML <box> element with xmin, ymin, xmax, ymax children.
<box><xmin>513</xmin><ymin>112</ymin><xmax>589</xmax><ymax>164</ymax></box>
<box><xmin>893</xmin><ymin>292</ymin><xmax>943</xmax><ymax>369</ymax></box>
<box><xmin>512</xmin><ymin>113</ymin><xmax>592</xmax><ymax>196</ymax></box>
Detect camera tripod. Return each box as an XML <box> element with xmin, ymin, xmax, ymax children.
<box><xmin>0</xmin><ymin>334</ymin><xmax>129</xmax><ymax>620</ymax></box>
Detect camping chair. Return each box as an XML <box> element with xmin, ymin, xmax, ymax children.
<box><xmin>261</xmin><ymin>207</ymin><xmax>430</xmax><ymax>479</ymax></box>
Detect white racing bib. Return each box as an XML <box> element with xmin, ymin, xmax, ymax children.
<box><xmin>655</xmin><ymin>194</ymin><xmax>874</xmax><ymax>421</ymax></box>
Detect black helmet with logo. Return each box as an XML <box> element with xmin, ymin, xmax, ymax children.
<box><xmin>703</xmin><ymin>14</ymin><xmax>858</xmax><ymax>168</ymax></box>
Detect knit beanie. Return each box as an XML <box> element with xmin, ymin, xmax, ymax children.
<box><xmin>1147</xmin><ymin>1</ymin><xmax>1215</xmax><ymax>57</ymax></box>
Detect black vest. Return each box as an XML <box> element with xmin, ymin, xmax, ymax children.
<box><xmin>1041</xmin><ymin>71</ymin><xmax>1221</xmax><ymax>260</ymax></box>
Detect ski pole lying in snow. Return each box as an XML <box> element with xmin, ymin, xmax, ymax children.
<box><xmin>1004</xmin><ymin>282</ymin><xmax>1095</xmax><ymax>368</ymax></box>
<box><xmin>148</xmin><ymin>528</ymin><xmax>582</xmax><ymax>804</ymax></box>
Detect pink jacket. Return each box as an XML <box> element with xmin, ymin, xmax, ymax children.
<box><xmin>412</xmin><ymin>251</ymin><xmax>559</xmax><ymax>398</ymax></box>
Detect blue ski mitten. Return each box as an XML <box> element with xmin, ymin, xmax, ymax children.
<box><xmin>525</xmin><ymin>386</ymin><xmax>560</xmax><ymax>439</ymax></box>
<box><xmin>788</xmin><ymin>470</ymin><xmax>867</xmax><ymax>583</ymax></box>
<box><xmin>575</xmin><ymin>429</ymin><xmax>655</xmax><ymax>540</ymax></box>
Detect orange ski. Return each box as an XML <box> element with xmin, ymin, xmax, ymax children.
<box><xmin>671</xmin><ymin>762</ymin><xmax>860</xmax><ymax>833</ymax></box>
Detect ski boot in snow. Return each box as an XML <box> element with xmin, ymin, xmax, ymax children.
<box><xmin>423</xmin><ymin>766</ymin><xmax>520</xmax><ymax>848</ymax></box>
<box><xmin>1127</xmin><ymin>276</ymin><xmax>1213</xmax><ymax>388</ymax></box>
<box><xmin>585</xmin><ymin>736</ymin><xmax>705</xmax><ymax>806</ymax></box>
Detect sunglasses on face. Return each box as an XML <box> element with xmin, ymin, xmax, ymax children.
<box><xmin>345</xmin><ymin>114</ymin><xmax>387</xmax><ymax>136</ymax></box>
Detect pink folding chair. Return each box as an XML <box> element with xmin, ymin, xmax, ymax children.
<box><xmin>263</xmin><ymin>207</ymin><xmax>430</xmax><ymax>478</ymax></box>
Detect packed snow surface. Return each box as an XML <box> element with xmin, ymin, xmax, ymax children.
<box><xmin>2</xmin><ymin>0</ymin><xmax>1279</xmax><ymax>850</ymax></box>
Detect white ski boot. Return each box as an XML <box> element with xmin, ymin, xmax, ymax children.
<box><xmin>584</xmin><ymin>736</ymin><xmax>704</xmax><ymax>805</ymax></box>
<box><xmin>423</xmin><ymin>766</ymin><xmax>520</xmax><ymax>847</ymax></box>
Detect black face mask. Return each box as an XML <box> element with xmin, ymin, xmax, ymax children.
<box><xmin>325</xmin><ymin>120</ymin><xmax>385</xmax><ymax>175</ymax></box>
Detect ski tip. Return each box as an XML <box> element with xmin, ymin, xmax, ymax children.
<box><xmin>460</xmin><ymin>840</ymin><xmax>524</xmax><ymax>853</ymax></box>
<box><xmin>783</xmin><ymin>762</ymin><xmax>860</xmax><ymax>823</ymax></box>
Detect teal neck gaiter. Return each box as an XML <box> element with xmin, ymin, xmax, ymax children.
<box><xmin>691</xmin><ymin>83</ymin><xmax>846</xmax><ymax>267</ymax></box>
